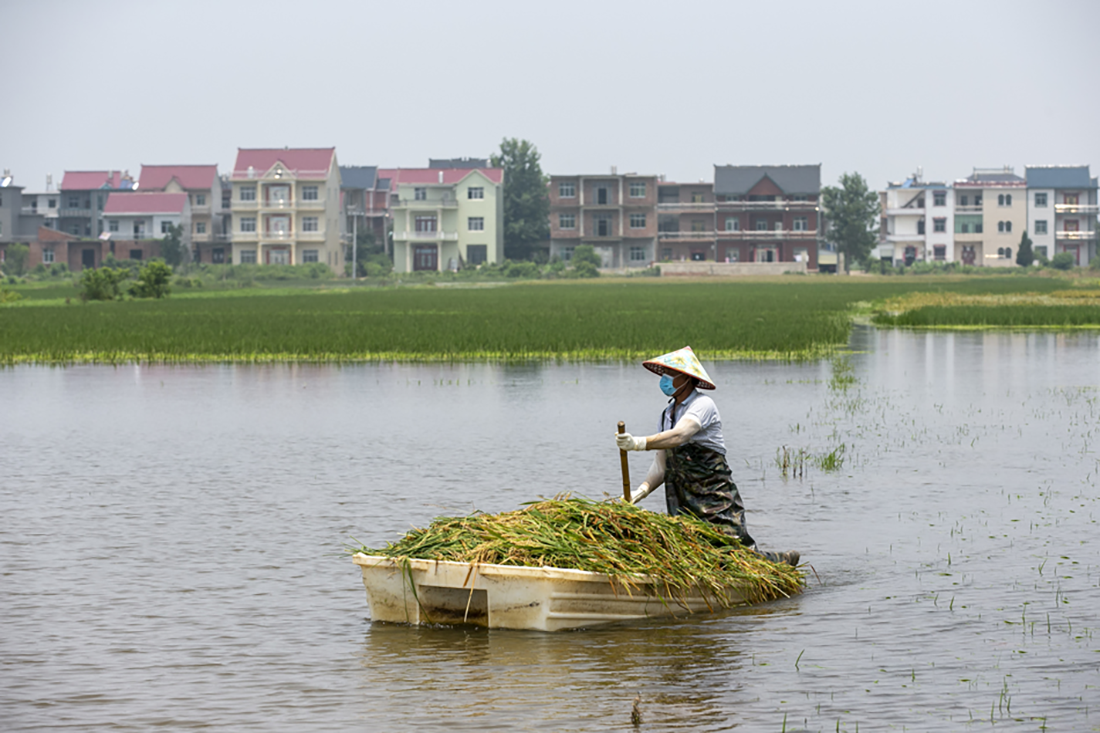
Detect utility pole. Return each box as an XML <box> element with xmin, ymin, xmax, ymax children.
<box><xmin>352</xmin><ymin>208</ymin><xmax>357</xmax><ymax>280</ymax></box>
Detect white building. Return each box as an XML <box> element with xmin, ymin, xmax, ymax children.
<box><xmin>1026</xmin><ymin>166</ymin><xmax>1098</xmax><ymax>266</ymax></box>
<box><xmin>103</xmin><ymin>192</ymin><xmax>191</xmax><ymax>245</ymax></box>
<box><xmin>877</xmin><ymin>171</ymin><xmax>954</xmax><ymax>265</ymax></box>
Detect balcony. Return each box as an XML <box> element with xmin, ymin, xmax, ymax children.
<box><xmin>191</xmin><ymin>204</ymin><xmax>212</xmax><ymax>216</ymax></box>
<box><xmin>234</xmin><ymin>231</ymin><xmax>259</xmax><ymax>241</ymax></box>
<box><xmin>656</xmin><ymin>202</ymin><xmax>715</xmax><ymax>213</ymax></box>
<box><xmin>955</xmin><ymin>205</ymin><xmax>982</xmax><ymax>214</ymax></box>
<box><xmin>232</xmin><ymin>199</ymin><xmax>259</xmax><ymax>210</ymax></box>
<box><xmin>885</xmin><ymin>233</ymin><xmax>925</xmax><ymax>243</ymax></box>
<box><xmin>297</xmin><ymin>197</ymin><xmax>325</xmax><ymax>209</ymax></box>
<box><xmin>59</xmin><ymin>207</ymin><xmax>93</xmax><ymax>218</ymax></box>
<box><xmin>658</xmin><ymin>231</ymin><xmax>716</xmax><ymax>240</ymax></box>
<box><xmin>391</xmin><ymin>197</ymin><xmax>459</xmax><ymax>209</ymax></box>
<box><xmin>1055</xmin><ymin>204</ymin><xmax>1099</xmax><ymax>215</ymax></box>
<box><xmin>298</xmin><ymin>230</ymin><xmax>325</xmax><ymax>241</ymax></box>
<box><xmin>885</xmin><ymin>207</ymin><xmax>927</xmax><ymax>217</ymax></box>
<box><xmin>1055</xmin><ymin>230</ymin><xmax>1097</xmax><ymax>241</ymax></box>
<box><xmin>716</xmin><ymin>200</ymin><xmax>818</xmax><ymax>211</ymax></box>
<box><xmin>261</xmin><ymin>199</ymin><xmax>295</xmax><ymax>210</ymax></box>
<box><xmin>718</xmin><ymin>229</ymin><xmax>819</xmax><ymax>240</ymax></box>
<box><xmin>394</xmin><ymin>230</ymin><xmax>460</xmax><ymax>242</ymax></box>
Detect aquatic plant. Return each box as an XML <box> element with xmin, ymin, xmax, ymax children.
<box><xmin>350</xmin><ymin>497</ymin><xmax>803</xmax><ymax>607</ymax></box>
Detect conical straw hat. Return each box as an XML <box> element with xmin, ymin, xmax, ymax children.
<box><xmin>642</xmin><ymin>346</ymin><xmax>716</xmax><ymax>390</ymax></box>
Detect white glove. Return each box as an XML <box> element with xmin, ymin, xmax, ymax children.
<box><xmin>630</xmin><ymin>483</ymin><xmax>656</xmax><ymax>504</ymax></box>
<box><xmin>616</xmin><ymin>432</ymin><xmax>647</xmax><ymax>451</ymax></box>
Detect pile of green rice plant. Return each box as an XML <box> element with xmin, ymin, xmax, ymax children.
<box><xmin>350</xmin><ymin>497</ymin><xmax>803</xmax><ymax>608</ymax></box>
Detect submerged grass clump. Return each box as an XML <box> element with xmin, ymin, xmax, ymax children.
<box><xmin>350</xmin><ymin>497</ymin><xmax>803</xmax><ymax>607</ymax></box>
<box><xmin>872</xmin><ymin>290</ymin><xmax>1100</xmax><ymax>328</ymax></box>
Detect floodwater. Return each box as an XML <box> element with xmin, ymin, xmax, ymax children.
<box><xmin>2</xmin><ymin>327</ymin><xmax>1099</xmax><ymax>732</ymax></box>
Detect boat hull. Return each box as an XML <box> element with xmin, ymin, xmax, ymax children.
<box><xmin>352</xmin><ymin>554</ymin><xmax>752</xmax><ymax>632</ymax></box>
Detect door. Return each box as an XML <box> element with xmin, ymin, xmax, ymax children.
<box><xmin>268</xmin><ymin>248</ymin><xmax>289</xmax><ymax>265</ymax></box>
<box><xmin>1064</xmin><ymin>193</ymin><xmax>1079</xmax><ymax>206</ymax></box>
<box><xmin>597</xmin><ymin>187</ymin><xmax>608</xmax><ymax>205</ymax></box>
<box><xmin>904</xmin><ymin>246</ymin><xmax>917</xmax><ymax>266</ymax></box>
<box><xmin>82</xmin><ymin>248</ymin><xmax>96</xmax><ymax>269</ymax></box>
<box><xmin>961</xmin><ymin>245</ymin><xmax>975</xmax><ymax>265</ymax></box>
<box><xmin>413</xmin><ymin>245</ymin><xmax>438</xmax><ymax>271</ymax></box>
<box><xmin>269</xmin><ymin>216</ymin><xmax>290</xmax><ymax>237</ymax></box>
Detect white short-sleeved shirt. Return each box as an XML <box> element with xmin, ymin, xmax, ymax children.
<box><xmin>658</xmin><ymin>390</ymin><xmax>727</xmax><ymax>455</ymax></box>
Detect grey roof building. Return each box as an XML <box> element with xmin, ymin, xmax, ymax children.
<box><xmin>714</xmin><ymin>164</ymin><xmax>821</xmax><ymax>196</ymax></box>
<box><xmin>1025</xmin><ymin>165</ymin><xmax>1097</xmax><ymax>266</ymax></box>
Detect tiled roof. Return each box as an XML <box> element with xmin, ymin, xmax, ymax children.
<box><xmin>103</xmin><ymin>192</ymin><xmax>187</xmax><ymax>214</ymax></box>
<box><xmin>232</xmin><ymin>148</ymin><xmax>335</xmax><ymax>179</ymax></box>
<box><xmin>340</xmin><ymin>165</ymin><xmax>378</xmax><ymax>189</ymax></box>
<box><xmin>139</xmin><ymin>164</ymin><xmax>218</xmax><ymax>191</ymax></box>
<box><xmin>957</xmin><ymin>167</ymin><xmax>1026</xmax><ymax>186</ymax></box>
<box><xmin>61</xmin><ymin>170</ymin><xmax>135</xmax><ymax>191</ymax></box>
<box><xmin>713</xmin><ymin>165</ymin><xmax>820</xmax><ymax>195</ymax></box>
<box><xmin>385</xmin><ymin>167</ymin><xmax>504</xmax><ymax>185</ymax></box>
<box><xmin>1025</xmin><ymin>166</ymin><xmax>1094</xmax><ymax>189</ymax></box>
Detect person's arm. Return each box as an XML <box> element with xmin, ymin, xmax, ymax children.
<box><xmin>616</xmin><ymin>415</ymin><xmax>701</xmax><ymax>452</ymax></box>
<box><xmin>630</xmin><ymin>450</ymin><xmax>666</xmax><ymax>504</ymax></box>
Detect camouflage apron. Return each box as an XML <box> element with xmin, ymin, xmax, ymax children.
<box><xmin>664</xmin><ymin>440</ymin><xmax>756</xmax><ymax>548</ymax></box>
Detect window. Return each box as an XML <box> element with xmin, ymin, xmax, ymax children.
<box><xmin>661</xmin><ymin>248</ymin><xmax>672</xmax><ymax>260</ymax></box>
<box><xmin>240</xmin><ymin>217</ymin><xmax>256</xmax><ymax>232</ymax></box>
<box><xmin>67</xmin><ymin>194</ymin><xmax>80</xmax><ymax>208</ymax></box>
<box><xmin>414</xmin><ymin>187</ymin><xmax>427</xmax><ymax>201</ymax></box>
<box><xmin>917</xmin><ymin>219</ymin><xmax>925</xmax><ymax>235</ymax></box>
<box><xmin>302</xmin><ymin>249</ymin><xmax>319</xmax><ymax>263</ymax></box>
<box><xmin>109</xmin><ymin>220</ymin><xmax>119</xmax><ymax>232</ymax></box>
<box><xmin>933</xmin><ymin>218</ymin><xmax>946</xmax><ymax>233</ymax></box>
<box><xmin>1035</xmin><ymin>192</ymin><xmax>1047</xmax><ymax>207</ymax></box>
<box><xmin>629</xmin><ymin>213</ymin><xmax>646</xmax><ymax>229</ymax></box>
<box><xmin>559</xmin><ymin>213</ymin><xmax>575</xmax><ymax>230</ymax></box>
<box><xmin>793</xmin><ymin>195</ymin><xmax>808</xmax><ymax>202</ymax></box>
<box><xmin>467</xmin><ymin>244</ymin><xmax>487</xmax><ymax>265</ymax></box>
<box><xmin>793</xmin><ymin>216</ymin><xmax>808</xmax><ymax>231</ymax></box>
<box><xmin>161</xmin><ymin>220</ymin><xmax>174</xmax><ymax>234</ymax></box>
<box><xmin>195</xmin><ymin>194</ymin><xmax>206</xmax><ymax>206</ymax></box>
<box><xmin>974</xmin><ymin>195</ymin><xmax>982</xmax><ymax>206</ymax></box>
<box><xmin>467</xmin><ymin>187</ymin><xmax>484</xmax><ymax>200</ymax></box>
<box><xmin>130</xmin><ymin>249</ymin><xmax>143</xmax><ymax>261</ymax></box>
<box><xmin>302</xmin><ymin>185</ymin><xmax>319</xmax><ymax>201</ymax></box>
<box><xmin>629</xmin><ymin>182</ymin><xmax>646</xmax><ymax>198</ymax></box>
<box><xmin>1005</xmin><ymin>247</ymin><xmax>1012</xmax><ymax>259</ymax></box>
<box><xmin>959</xmin><ymin>194</ymin><xmax>968</xmax><ymax>206</ymax></box>
<box><xmin>1036</xmin><ymin>246</ymin><xmax>1048</xmax><ymax>258</ymax></box>
<box><xmin>793</xmin><ymin>247</ymin><xmax>809</xmax><ymax>263</ymax></box>
<box><xmin>42</xmin><ymin>249</ymin><xmax>54</xmax><ymax>264</ymax></box>
<box><xmin>1005</xmin><ymin>221</ymin><xmax>1012</xmax><ymax>233</ymax></box>
<box><xmin>212</xmin><ymin>248</ymin><xmax>225</xmax><ymax>264</ymax></box>
<box><xmin>240</xmin><ymin>186</ymin><xmax>256</xmax><ymax>201</ymax></box>
<box><xmin>725</xmin><ymin>248</ymin><xmax>739</xmax><ymax>262</ymax></box>
<box><xmin>755</xmin><ymin>220</ymin><xmax>768</xmax><ymax>231</ymax></box>
<box><xmin>196</xmin><ymin>221</ymin><xmax>207</xmax><ymax>234</ymax></box>
<box><xmin>960</xmin><ymin>223</ymin><xmax>970</xmax><ymax>233</ymax></box>
<box><xmin>630</xmin><ymin>246</ymin><xmax>646</xmax><ymax>261</ymax></box>
<box><xmin>415</xmin><ymin>216</ymin><xmax>436</xmax><ymax>232</ymax></box>
<box><xmin>302</xmin><ymin>216</ymin><xmax>319</xmax><ymax>232</ymax></box>
<box><xmin>998</xmin><ymin>221</ymin><xmax>1004</xmax><ymax>233</ymax></box>
<box><xmin>562</xmin><ymin>246</ymin><xmax>574</xmax><ymax>261</ymax></box>
<box><xmin>933</xmin><ymin>245</ymin><xmax>946</xmax><ymax>261</ymax></box>
<box><xmin>48</xmin><ymin>198</ymin><xmax>56</xmax><ymax>208</ymax></box>
<box><xmin>468</xmin><ymin>217</ymin><xmax>484</xmax><ymax>231</ymax></box>
<box><xmin>725</xmin><ymin>217</ymin><xmax>739</xmax><ymax>231</ymax></box>
<box><xmin>933</xmin><ymin>191</ymin><xmax>946</xmax><ymax>206</ymax></box>
<box><xmin>691</xmin><ymin>220</ymin><xmax>706</xmax><ymax>232</ymax></box>
<box><xmin>239</xmin><ymin>249</ymin><xmax>256</xmax><ymax>264</ymax></box>
<box><xmin>1035</xmin><ymin>220</ymin><xmax>1047</xmax><ymax>234</ymax></box>
<box><xmin>595</xmin><ymin>214</ymin><xmax>611</xmax><ymax>236</ymax></box>
<box><xmin>1006</xmin><ymin>194</ymin><xmax>1012</xmax><ymax>206</ymax></box>
<box><xmin>975</xmin><ymin>222</ymin><xmax>983</xmax><ymax>234</ymax></box>
<box><xmin>998</xmin><ymin>194</ymin><xmax>1004</xmax><ymax>206</ymax></box>
<box><xmin>774</xmin><ymin>222</ymin><xmax>783</xmax><ymax>231</ymax></box>
<box><xmin>558</xmin><ymin>182</ymin><xmax>576</xmax><ymax>198</ymax></box>
<box><xmin>691</xmin><ymin>192</ymin><xmax>705</xmax><ymax>203</ymax></box>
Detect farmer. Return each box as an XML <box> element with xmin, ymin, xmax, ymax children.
<box><xmin>615</xmin><ymin>346</ymin><xmax>799</xmax><ymax>567</ymax></box>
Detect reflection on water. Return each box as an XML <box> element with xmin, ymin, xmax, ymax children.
<box><xmin>2</xmin><ymin>329</ymin><xmax>1099</xmax><ymax>731</ymax></box>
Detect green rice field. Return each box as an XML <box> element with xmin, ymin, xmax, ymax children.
<box><xmin>0</xmin><ymin>276</ymin><xmax>1091</xmax><ymax>364</ymax></box>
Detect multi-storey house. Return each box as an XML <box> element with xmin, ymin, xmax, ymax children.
<box><xmin>656</xmin><ymin>180</ymin><xmax>716</xmax><ymax>262</ymax></box>
<box><xmin>877</xmin><ymin>171</ymin><xmax>954</xmax><ymax>266</ymax></box>
<box><xmin>1026</xmin><ymin>166</ymin><xmax>1097</xmax><ymax>266</ymax></box>
<box><xmin>20</xmin><ymin>174</ymin><xmax>60</xmax><ymax>231</ymax></box>
<box><xmin>385</xmin><ymin>165</ymin><xmax>504</xmax><ymax>272</ymax></box>
<box><xmin>953</xmin><ymin>167</ymin><xmax>1026</xmax><ymax>267</ymax></box>
<box><xmin>228</xmin><ymin>148</ymin><xmax>342</xmax><ymax>268</ymax></box>
<box><xmin>0</xmin><ymin>174</ymin><xmax>45</xmax><ymax>250</ymax></box>
<box><xmin>713</xmin><ymin>165</ymin><xmax>820</xmax><ymax>267</ymax></box>
<box><xmin>102</xmin><ymin>192</ymin><xmax>190</xmax><ymax>263</ymax></box>
<box><xmin>58</xmin><ymin>170</ymin><xmax>137</xmax><ymax>238</ymax></box>
<box><xmin>548</xmin><ymin>171</ymin><xmax>659</xmax><ymax>268</ymax></box>
<box><xmin>340</xmin><ymin>165</ymin><xmax>390</xmax><ymax>256</ymax></box>
<box><xmin>138</xmin><ymin>165</ymin><xmax>226</xmax><ymax>263</ymax></box>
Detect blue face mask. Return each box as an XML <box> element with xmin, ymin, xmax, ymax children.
<box><xmin>660</xmin><ymin>374</ymin><xmax>678</xmax><ymax>396</ymax></box>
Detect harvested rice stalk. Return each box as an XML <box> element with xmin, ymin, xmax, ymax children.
<box><xmin>349</xmin><ymin>497</ymin><xmax>803</xmax><ymax>607</ymax></box>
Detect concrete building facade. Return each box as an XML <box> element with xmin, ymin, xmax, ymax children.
<box><xmin>1025</xmin><ymin>166</ymin><xmax>1098</xmax><ymax>266</ymax></box>
<box><xmin>548</xmin><ymin>171</ymin><xmax>659</xmax><ymax>268</ymax></box>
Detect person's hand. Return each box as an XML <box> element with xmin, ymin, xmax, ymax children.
<box><xmin>630</xmin><ymin>483</ymin><xmax>655</xmax><ymax>504</ymax></box>
<box><xmin>616</xmin><ymin>433</ymin><xmax>647</xmax><ymax>451</ymax></box>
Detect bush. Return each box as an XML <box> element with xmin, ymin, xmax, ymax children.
<box><xmin>571</xmin><ymin>260</ymin><xmax>600</xmax><ymax>278</ymax></box>
<box><xmin>503</xmin><ymin>260</ymin><xmax>540</xmax><ymax>278</ymax></box>
<box><xmin>1049</xmin><ymin>252</ymin><xmax>1076</xmax><ymax>271</ymax></box>
<box><xmin>79</xmin><ymin>267</ymin><xmax>129</xmax><ymax>301</ymax></box>
<box><xmin>129</xmin><ymin>260</ymin><xmax>173</xmax><ymax>299</ymax></box>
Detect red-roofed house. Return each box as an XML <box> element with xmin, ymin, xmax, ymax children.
<box><xmin>229</xmin><ymin>148</ymin><xmax>341</xmax><ymax>267</ymax></box>
<box><xmin>59</xmin><ymin>170</ymin><xmax>138</xmax><ymax>239</ymax></box>
<box><xmin>101</xmin><ymin>192</ymin><xmax>190</xmax><ymax>263</ymax></box>
<box><xmin>387</xmin><ymin>166</ymin><xmax>504</xmax><ymax>271</ymax></box>
<box><xmin>139</xmin><ymin>165</ymin><xmax>226</xmax><ymax>263</ymax></box>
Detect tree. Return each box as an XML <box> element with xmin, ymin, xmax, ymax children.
<box><xmin>346</xmin><ymin>229</ymin><xmax>392</xmax><ymax>277</ymax></box>
<box><xmin>1016</xmin><ymin>231</ymin><xmax>1035</xmax><ymax>267</ymax></box>
<box><xmin>4</xmin><ymin>243</ymin><xmax>29</xmax><ymax>276</ymax></box>
<box><xmin>821</xmin><ymin>172</ymin><xmax>880</xmax><ymax>273</ymax></box>
<box><xmin>159</xmin><ymin>223</ymin><xmax>187</xmax><ymax>268</ymax></box>
<box><xmin>78</xmin><ymin>266</ymin><xmax>128</xmax><ymax>301</ymax></box>
<box><xmin>491</xmin><ymin>138</ymin><xmax>550</xmax><ymax>261</ymax></box>
<box><xmin>129</xmin><ymin>259</ymin><xmax>173</xmax><ymax>299</ymax></box>
<box><xmin>570</xmin><ymin>244</ymin><xmax>601</xmax><ymax>278</ymax></box>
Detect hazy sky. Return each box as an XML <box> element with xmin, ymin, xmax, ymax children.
<box><xmin>3</xmin><ymin>0</ymin><xmax>1098</xmax><ymax>192</ymax></box>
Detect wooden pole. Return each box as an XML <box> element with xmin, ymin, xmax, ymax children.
<box><xmin>618</xmin><ymin>421</ymin><xmax>631</xmax><ymax>502</ymax></box>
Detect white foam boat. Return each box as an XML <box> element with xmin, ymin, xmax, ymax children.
<box><xmin>352</xmin><ymin>553</ymin><xmax>756</xmax><ymax>632</ymax></box>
